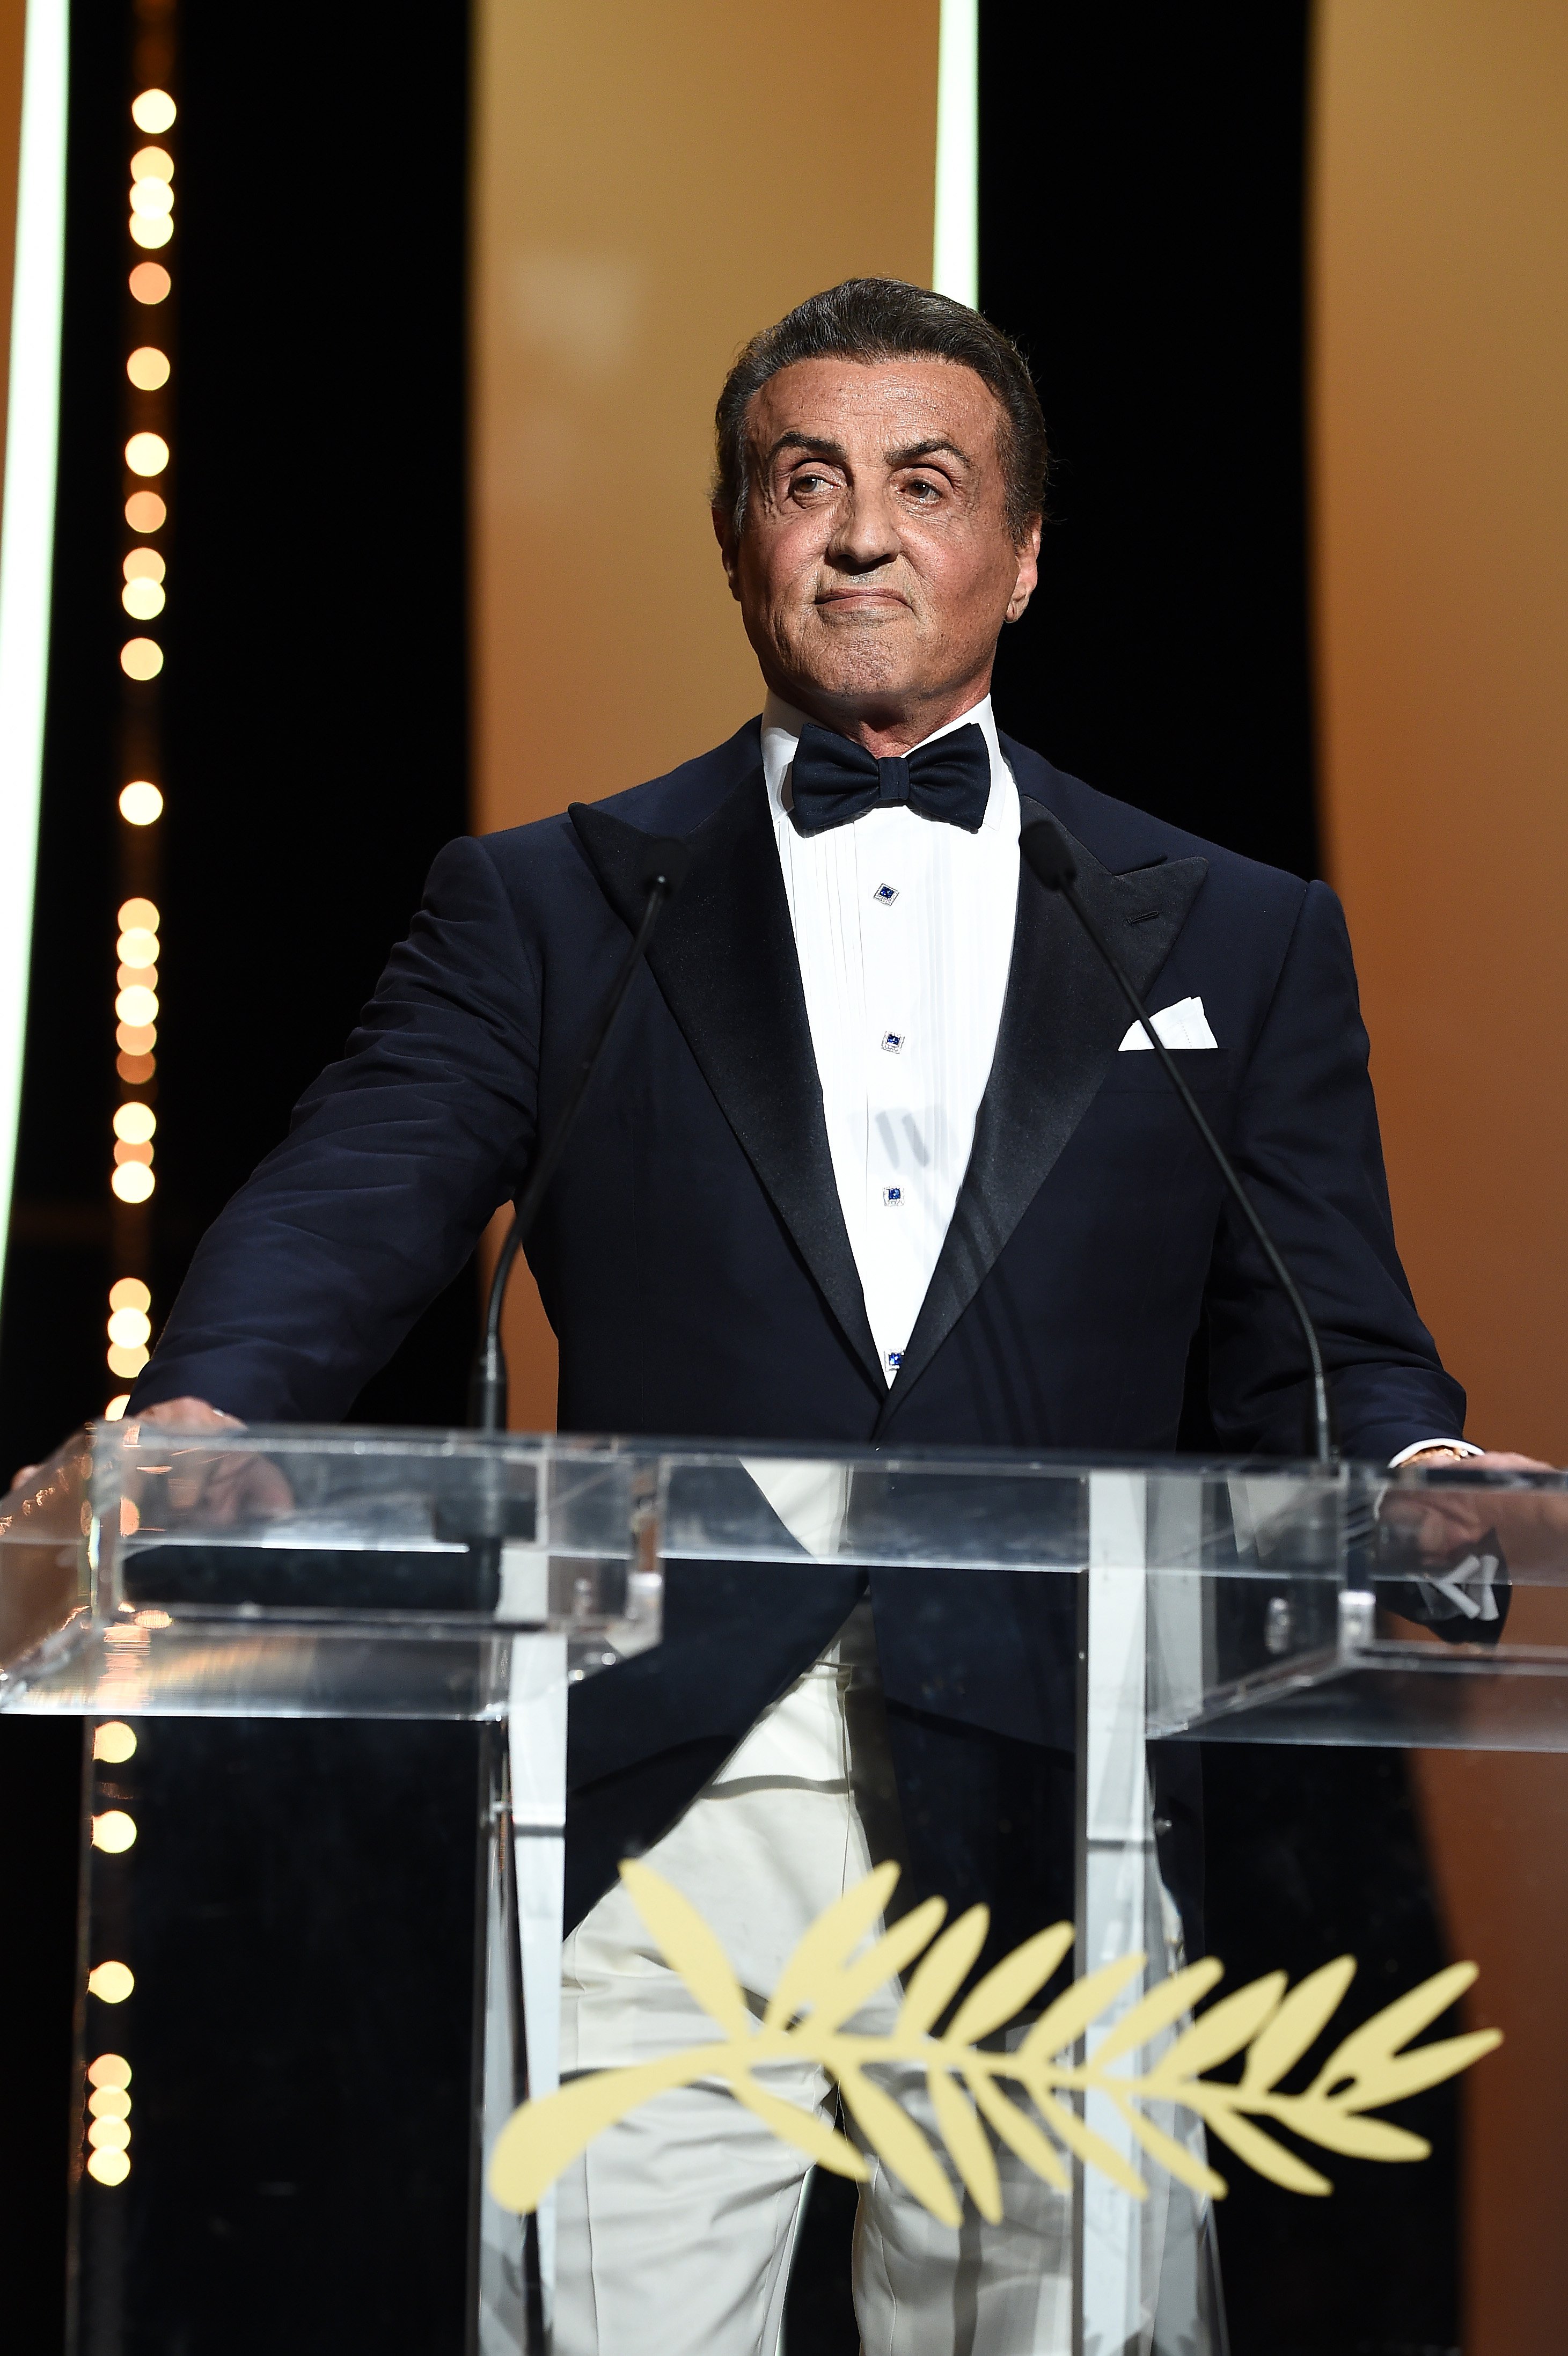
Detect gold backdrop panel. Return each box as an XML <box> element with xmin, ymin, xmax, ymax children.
<box><xmin>471</xmin><ymin>0</ymin><xmax>940</xmax><ymax>1427</ymax></box>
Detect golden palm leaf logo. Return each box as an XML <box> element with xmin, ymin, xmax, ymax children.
<box><xmin>488</xmin><ymin>1861</ymin><xmax>1499</xmax><ymax>2228</ymax></box>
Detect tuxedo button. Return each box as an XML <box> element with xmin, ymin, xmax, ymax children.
<box><xmin>881</xmin><ymin>1031</ymin><xmax>905</xmax><ymax>1053</ymax></box>
<box><xmin>882</xmin><ymin>1186</ymin><xmax>903</xmax><ymax>1205</ymax></box>
<box><xmin>873</xmin><ymin>882</ymin><xmax>899</xmax><ymax>905</ymax></box>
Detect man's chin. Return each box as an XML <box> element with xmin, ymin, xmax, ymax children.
<box><xmin>780</xmin><ymin>623</ymin><xmax>922</xmax><ymax>703</ymax></box>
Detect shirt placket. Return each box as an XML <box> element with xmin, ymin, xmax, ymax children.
<box><xmin>861</xmin><ymin>817</ymin><xmax>921</xmax><ymax>1375</ymax></box>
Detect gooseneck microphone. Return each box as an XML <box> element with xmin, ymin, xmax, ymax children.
<box><xmin>470</xmin><ymin>836</ymin><xmax>691</xmax><ymax>1432</ymax></box>
<box><xmin>1021</xmin><ymin>815</ymin><xmax>1337</xmax><ymax>1465</ymax></box>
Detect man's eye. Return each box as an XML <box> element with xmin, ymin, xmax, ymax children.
<box><xmin>904</xmin><ymin>478</ymin><xmax>942</xmax><ymax>502</ymax></box>
<box><xmin>792</xmin><ymin>472</ymin><xmax>831</xmax><ymax>496</ymax></box>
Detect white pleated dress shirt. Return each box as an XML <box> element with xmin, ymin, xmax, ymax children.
<box><xmin>763</xmin><ymin>690</ymin><xmax>1021</xmax><ymax>1381</ymax></box>
<box><xmin>704</xmin><ymin>696</ymin><xmax>1018</xmax><ymax>1794</ymax></box>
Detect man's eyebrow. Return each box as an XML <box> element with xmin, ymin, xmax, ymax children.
<box><xmin>764</xmin><ymin>432</ymin><xmax>849</xmax><ymax>470</ymax></box>
<box><xmin>761</xmin><ymin>431</ymin><xmax>974</xmax><ymax>472</ymax></box>
<box><xmin>886</xmin><ymin>435</ymin><xmax>973</xmax><ymax>470</ymax></box>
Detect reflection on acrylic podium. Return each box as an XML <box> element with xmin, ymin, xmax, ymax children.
<box><xmin>3</xmin><ymin>1424</ymin><xmax>1561</xmax><ymax>2355</ymax></box>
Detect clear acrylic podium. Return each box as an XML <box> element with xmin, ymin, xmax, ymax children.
<box><xmin>3</xmin><ymin>1422</ymin><xmax>1563</xmax><ymax>2355</ymax></box>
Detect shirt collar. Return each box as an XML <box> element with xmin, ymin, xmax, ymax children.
<box><xmin>761</xmin><ymin>691</ymin><xmax>1012</xmax><ymax>832</ymax></box>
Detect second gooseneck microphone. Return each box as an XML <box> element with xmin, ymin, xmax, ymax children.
<box><xmin>470</xmin><ymin>835</ymin><xmax>690</xmax><ymax>1432</ymax></box>
<box><xmin>1021</xmin><ymin>814</ymin><xmax>1338</xmax><ymax>1465</ymax></box>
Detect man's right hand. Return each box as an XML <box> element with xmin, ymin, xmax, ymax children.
<box><xmin>11</xmin><ymin>1397</ymin><xmax>241</xmax><ymax>1491</ymax></box>
<box><xmin>135</xmin><ymin>1396</ymin><xmax>243</xmax><ymax>1432</ymax></box>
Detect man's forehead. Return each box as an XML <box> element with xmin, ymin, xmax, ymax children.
<box><xmin>746</xmin><ymin>355</ymin><xmax>1001</xmax><ymax>445</ymax></box>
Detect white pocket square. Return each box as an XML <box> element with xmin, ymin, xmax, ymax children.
<box><xmin>1118</xmin><ymin>995</ymin><xmax>1218</xmax><ymax>1052</ymax></box>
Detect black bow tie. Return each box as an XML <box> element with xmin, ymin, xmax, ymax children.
<box><xmin>787</xmin><ymin>721</ymin><xmax>991</xmax><ymax>838</ymax></box>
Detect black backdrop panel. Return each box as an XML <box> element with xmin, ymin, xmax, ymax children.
<box><xmin>0</xmin><ymin>6</ymin><xmax>474</xmax><ymax>2344</ymax></box>
<box><xmin>163</xmin><ymin>0</ymin><xmax>474</xmax><ymax>1429</ymax></box>
<box><xmin>0</xmin><ymin>0</ymin><xmax>476</xmax><ymax>1468</ymax></box>
<box><xmin>980</xmin><ymin>3</ymin><xmax>1318</xmax><ymax>881</ymax></box>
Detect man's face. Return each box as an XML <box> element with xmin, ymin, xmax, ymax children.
<box><xmin>715</xmin><ymin>356</ymin><xmax>1039</xmax><ymax>745</ymax></box>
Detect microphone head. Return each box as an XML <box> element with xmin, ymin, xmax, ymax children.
<box><xmin>640</xmin><ymin>836</ymin><xmax>691</xmax><ymax>899</ymax></box>
<box><xmin>1021</xmin><ymin>817</ymin><xmax>1078</xmax><ymax>893</ymax></box>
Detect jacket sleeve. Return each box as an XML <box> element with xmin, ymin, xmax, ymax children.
<box><xmin>1203</xmin><ymin>879</ymin><xmax>1467</xmax><ymax>1460</ymax></box>
<box><xmin>130</xmin><ymin>835</ymin><xmax>541</xmax><ymax>1422</ymax></box>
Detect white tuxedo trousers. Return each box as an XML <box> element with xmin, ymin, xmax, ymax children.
<box><xmin>552</xmin><ymin>1648</ymin><xmax>1073</xmax><ymax>2356</ymax></box>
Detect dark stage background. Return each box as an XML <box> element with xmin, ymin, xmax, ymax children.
<box><xmin>0</xmin><ymin>1</ymin><xmax>473</xmax><ymax>2340</ymax></box>
<box><xmin>5</xmin><ymin>5</ymin><xmax>1454</xmax><ymax>2352</ymax></box>
<box><xmin>0</xmin><ymin>0</ymin><xmax>475</xmax><ymax>1472</ymax></box>
<box><xmin>981</xmin><ymin>5</ymin><xmax>1317</xmax><ymax>884</ymax></box>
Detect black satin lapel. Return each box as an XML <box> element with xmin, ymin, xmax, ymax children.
<box><xmin>570</xmin><ymin>778</ymin><xmax>883</xmax><ymax>1393</ymax></box>
<box><xmin>874</xmin><ymin>798</ymin><xmax>1208</xmax><ymax>1431</ymax></box>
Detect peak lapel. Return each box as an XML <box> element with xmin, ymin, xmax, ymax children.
<box><xmin>570</xmin><ymin>777</ymin><xmax>884</xmax><ymax>1395</ymax></box>
<box><xmin>874</xmin><ymin>796</ymin><xmax>1208</xmax><ymax>1433</ymax></box>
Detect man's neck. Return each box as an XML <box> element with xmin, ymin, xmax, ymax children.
<box><xmin>762</xmin><ymin>674</ymin><xmax>995</xmax><ymax>759</ymax></box>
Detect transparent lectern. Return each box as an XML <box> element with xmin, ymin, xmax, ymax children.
<box><xmin>3</xmin><ymin>1423</ymin><xmax>1561</xmax><ymax>2356</ymax></box>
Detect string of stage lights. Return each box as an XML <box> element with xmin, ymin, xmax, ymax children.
<box><xmin>104</xmin><ymin>81</ymin><xmax>175</xmax><ymax>1417</ymax></box>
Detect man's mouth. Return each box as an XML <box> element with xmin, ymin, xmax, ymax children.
<box><xmin>815</xmin><ymin>588</ymin><xmax>910</xmax><ymax>613</ymax></box>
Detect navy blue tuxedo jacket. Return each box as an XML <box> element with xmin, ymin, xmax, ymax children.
<box><xmin>133</xmin><ymin>723</ymin><xmax>1464</xmax><ymax>1931</ymax></box>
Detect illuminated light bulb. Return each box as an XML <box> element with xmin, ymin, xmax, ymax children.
<box><xmin>120</xmin><ymin>639</ymin><xmax>163</xmax><ymax>681</ymax></box>
<box><xmin>115</xmin><ymin>984</ymin><xmax>159</xmax><ymax>1026</ymax></box>
<box><xmin>89</xmin><ymin>2086</ymin><xmax>132</xmax><ymax>2119</ymax></box>
<box><xmin>115</xmin><ymin>1051</ymin><xmax>156</xmax><ymax>1083</ymax></box>
<box><xmin>118</xmin><ymin>925</ymin><xmax>159</xmax><ymax>962</ymax></box>
<box><xmin>119</xmin><ymin>782</ymin><xmax>163</xmax><ymax>826</ymax></box>
<box><xmin>122</xmin><ymin>547</ymin><xmax>164</xmax><ymax>583</ymax></box>
<box><xmin>113</xmin><ymin>1142</ymin><xmax>153</xmax><ymax>1168</ymax></box>
<box><xmin>117</xmin><ymin>964</ymin><xmax>157</xmax><ymax>993</ymax></box>
<box><xmin>116</xmin><ymin>1022</ymin><xmax>156</xmax><ymax>1055</ymax></box>
<box><xmin>87</xmin><ymin>2148</ymin><xmax>130</xmax><ymax>2185</ymax></box>
<box><xmin>91</xmin><ymin>1811</ymin><xmax>137</xmax><ymax>1854</ymax></box>
<box><xmin>129</xmin><ymin>180</ymin><xmax>172</xmax><ymax>221</ymax></box>
<box><xmin>122</xmin><ymin>580</ymin><xmax>164</xmax><ymax>621</ymax></box>
<box><xmin>124</xmin><ymin>433</ymin><xmax>168</xmax><ymax>478</ymax></box>
<box><xmin>126</xmin><ymin>347</ymin><xmax>169</xmax><ymax>392</ymax></box>
<box><xmin>124</xmin><ymin>491</ymin><xmax>165</xmax><ymax>532</ymax></box>
<box><xmin>87</xmin><ymin>2116</ymin><xmax>132</xmax><ymax>2150</ymax></box>
<box><xmin>108</xmin><ymin>1307</ymin><xmax>152</xmax><ymax>1348</ymax></box>
<box><xmin>112</xmin><ymin>1106</ymin><xmax>156</xmax><ymax>1147</ymax></box>
<box><xmin>128</xmin><ymin>262</ymin><xmax>170</xmax><ymax>306</ymax></box>
<box><xmin>87</xmin><ymin>1960</ymin><xmax>135</xmax><ymax>2003</ymax></box>
<box><xmin>111</xmin><ymin>1165</ymin><xmax>155</xmax><ymax>1206</ymax></box>
<box><xmin>120</xmin><ymin>897</ymin><xmax>159</xmax><ymax>932</ymax></box>
<box><xmin>106</xmin><ymin>1341</ymin><xmax>150</xmax><ymax>1378</ymax></box>
<box><xmin>87</xmin><ymin>2054</ymin><xmax>132</xmax><ymax>2089</ymax></box>
<box><xmin>131</xmin><ymin>89</ymin><xmax>176</xmax><ymax>134</ymax></box>
<box><xmin>104</xmin><ymin>1395</ymin><xmax>130</xmax><ymax>1420</ymax></box>
<box><xmin>109</xmin><ymin>1277</ymin><xmax>151</xmax><ymax>1312</ymax></box>
<box><xmin>130</xmin><ymin>144</ymin><xmax>173</xmax><ymax>182</ymax></box>
<box><xmin>93</xmin><ymin>1721</ymin><xmax>138</xmax><ymax>1762</ymax></box>
<box><xmin>129</xmin><ymin>216</ymin><xmax>172</xmax><ymax>253</ymax></box>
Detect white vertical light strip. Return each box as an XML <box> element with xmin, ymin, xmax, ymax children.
<box><xmin>932</xmin><ymin>0</ymin><xmax>978</xmax><ymax>305</ymax></box>
<box><xmin>0</xmin><ymin>0</ymin><xmax>66</xmax><ymax>1268</ymax></box>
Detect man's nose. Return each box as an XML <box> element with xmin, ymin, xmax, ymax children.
<box><xmin>825</xmin><ymin>484</ymin><xmax>900</xmax><ymax>573</ymax></box>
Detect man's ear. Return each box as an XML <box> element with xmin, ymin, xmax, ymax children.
<box><xmin>1005</xmin><ymin>515</ymin><xmax>1043</xmax><ymax>625</ymax></box>
<box><xmin>712</xmin><ymin>504</ymin><xmax>742</xmax><ymax>602</ymax></box>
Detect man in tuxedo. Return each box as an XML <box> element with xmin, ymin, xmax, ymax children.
<box><xmin>130</xmin><ymin>279</ymin><xmax>1505</xmax><ymax>2352</ymax></box>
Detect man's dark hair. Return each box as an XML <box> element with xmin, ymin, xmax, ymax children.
<box><xmin>713</xmin><ymin>278</ymin><xmax>1049</xmax><ymax>545</ymax></box>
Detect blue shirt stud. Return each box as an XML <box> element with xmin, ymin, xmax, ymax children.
<box><xmin>883</xmin><ymin>1185</ymin><xmax>903</xmax><ymax>1205</ymax></box>
<box><xmin>873</xmin><ymin>882</ymin><xmax>899</xmax><ymax>905</ymax></box>
<box><xmin>886</xmin><ymin>1350</ymin><xmax>904</xmax><ymax>1371</ymax></box>
<box><xmin>881</xmin><ymin>1031</ymin><xmax>904</xmax><ymax>1053</ymax></box>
